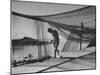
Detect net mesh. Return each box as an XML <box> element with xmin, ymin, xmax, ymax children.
<box><xmin>12</xmin><ymin>6</ymin><xmax>95</xmax><ymax>61</ymax></box>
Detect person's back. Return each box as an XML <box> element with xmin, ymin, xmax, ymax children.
<box><xmin>52</xmin><ymin>30</ymin><xmax>59</xmax><ymax>40</ymax></box>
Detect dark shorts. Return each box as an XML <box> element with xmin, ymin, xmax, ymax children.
<box><xmin>54</xmin><ymin>39</ymin><xmax>59</xmax><ymax>48</ymax></box>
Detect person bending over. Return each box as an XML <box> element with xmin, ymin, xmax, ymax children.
<box><xmin>48</xmin><ymin>28</ymin><xmax>59</xmax><ymax>58</ymax></box>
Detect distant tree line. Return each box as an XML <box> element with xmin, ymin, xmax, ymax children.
<box><xmin>12</xmin><ymin>37</ymin><xmax>49</xmax><ymax>46</ymax></box>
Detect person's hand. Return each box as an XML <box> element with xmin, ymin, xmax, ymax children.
<box><xmin>51</xmin><ymin>40</ymin><xmax>53</xmax><ymax>43</ymax></box>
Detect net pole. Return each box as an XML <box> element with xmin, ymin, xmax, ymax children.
<box><xmin>41</xmin><ymin>23</ymin><xmax>47</xmax><ymax>57</ymax></box>
<box><xmin>80</xmin><ymin>22</ymin><xmax>84</xmax><ymax>50</ymax></box>
<box><xmin>36</xmin><ymin>20</ymin><xmax>41</xmax><ymax>58</ymax></box>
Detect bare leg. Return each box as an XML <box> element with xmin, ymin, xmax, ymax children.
<box><xmin>54</xmin><ymin>40</ymin><xmax>59</xmax><ymax>58</ymax></box>
<box><xmin>57</xmin><ymin>50</ymin><xmax>59</xmax><ymax>55</ymax></box>
<box><xmin>54</xmin><ymin>45</ymin><xmax>59</xmax><ymax>58</ymax></box>
<box><xmin>54</xmin><ymin>49</ymin><xmax>56</xmax><ymax>58</ymax></box>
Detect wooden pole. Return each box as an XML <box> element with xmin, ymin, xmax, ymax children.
<box><xmin>80</xmin><ymin>22</ymin><xmax>84</xmax><ymax>50</ymax></box>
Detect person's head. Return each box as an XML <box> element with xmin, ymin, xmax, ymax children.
<box><xmin>48</xmin><ymin>28</ymin><xmax>53</xmax><ymax>33</ymax></box>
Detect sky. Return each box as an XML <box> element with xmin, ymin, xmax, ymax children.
<box><xmin>11</xmin><ymin>0</ymin><xmax>87</xmax><ymax>40</ymax></box>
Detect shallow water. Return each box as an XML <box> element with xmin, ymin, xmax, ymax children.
<box><xmin>12</xmin><ymin>44</ymin><xmax>55</xmax><ymax>61</ymax></box>
<box><xmin>11</xmin><ymin>39</ymin><xmax>66</xmax><ymax>61</ymax></box>
<box><xmin>11</xmin><ymin>39</ymin><xmax>88</xmax><ymax>61</ymax></box>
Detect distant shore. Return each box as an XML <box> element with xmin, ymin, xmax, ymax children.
<box><xmin>12</xmin><ymin>37</ymin><xmax>50</xmax><ymax>46</ymax></box>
